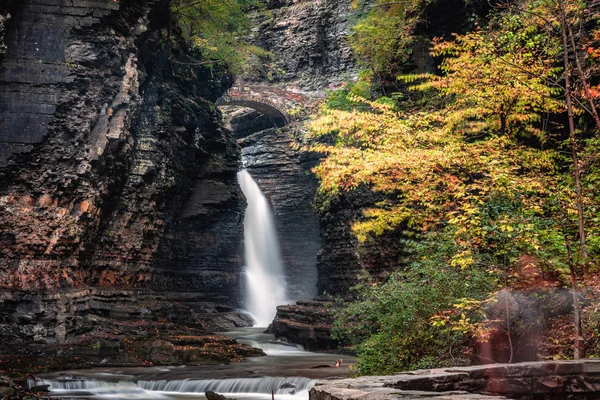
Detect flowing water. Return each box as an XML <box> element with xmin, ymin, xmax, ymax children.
<box><xmin>31</xmin><ymin>328</ymin><xmax>354</xmax><ymax>400</ymax></box>
<box><xmin>237</xmin><ymin>169</ymin><xmax>288</xmax><ymax>327</ymax></box>
<box><xmin>29</xmin><ymin>169</ymin><xmax>350</xmax><ymax>400</ymax></box>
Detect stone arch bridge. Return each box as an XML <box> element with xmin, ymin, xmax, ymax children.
<box><xmin>216</xmin><ymin>84</ymin><xmax>320</xmax><ymax>127</ymax></box>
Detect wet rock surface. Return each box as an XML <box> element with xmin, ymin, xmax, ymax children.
<box><xmin>0</xmin><ymin>375</ymin><xmax>50</xmax><ymax>400</ymax></box>
<box><xmin>206</xmin><ymin>391</ymin><xmax>236</xmax><ymax>400</ymax></box>
<box><xmin>0</xmin><ymin>289</ymin><xmax>260</xmax><ymax>376</ymax></box>
<box><xmin>310</xmin><ymin>360</ymin><xmax>600</xmax><ymax>399</ymax></box>
<box><xmin>270</xmin><ymin>299</ymin><xmax>342</xmax><ymax>352</ymax></box>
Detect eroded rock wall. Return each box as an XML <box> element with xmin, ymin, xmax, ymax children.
<box><xmin>239</xmin><ymin>124</ymin><xmax>321</xmax><ymax>301</ymax></box>
<box><xmin>248</xmin><ymin>0</ymin><xmax>356</xmax><ymax>90</ymax></box>
<box><xmin>0</xmin><ymin>0</ymin><xmax>141</xmax><ymax>289</ymax></box>
<box><xmin>0</xmin><ymin>0</ymin><xmax>249</xmax><ymax>360</ymax></box>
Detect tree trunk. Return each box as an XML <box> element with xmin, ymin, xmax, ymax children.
<box><xmin>566</xmin><ymin>238</ymin><xmax>584</xmax><ymax>359</ymax></box>
<box><xmin>500</xmin><ymin>114</ymin><xmax>507</xmax><ymax>135</ymax></box>
<box><xmin>560</xmin><ymin>0</ymin><xmax>586</xmax><ymax>358</ymax></box>
<box><xmin>505</xmin><ymin>293</ymin><xmax>514</xmax><ymax>363</ymax></box>
<box><xmin>560</xmin><ymin>0</ymin><xmax>588</xmax><ymax>275</ymax></box>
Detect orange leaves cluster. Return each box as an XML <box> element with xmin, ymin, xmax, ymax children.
<box><xmin>584</xmin><ymin>86</ymin><xmax>600</xmax><ymax>99</ymax></box>
<box><xmin>586</xmin><ymin>46</ymin><xmax>600</xmax><ymax>59</ymax></box>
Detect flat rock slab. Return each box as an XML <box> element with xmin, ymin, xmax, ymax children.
<box><xmin>310</xmin><ymin>360</ymin><xmax>600</xmax><ymax>399</ymax></box>
<box><xmin>310</xmin><ymin>384</ymin><xmax>506</xmax><ymax>400</ymax></box>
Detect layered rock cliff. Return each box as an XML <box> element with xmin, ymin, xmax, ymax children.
<box><xmin>248</xmin><ymin>0</ymin><xmax>357</xmax><ymax>90</ymax></box>
<box><xmin>0</xmin><ymin>0</ymin><xmax>253</xmax><ymax>368</ymax></box>
<box><xmin>0</xmin><ymin>0</ymin><xmax>408</xmax><ymax>361</ymax></box>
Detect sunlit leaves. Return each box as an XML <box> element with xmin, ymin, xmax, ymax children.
<box><xmin>170</xmin><ymin>0</ymin><xmax>265</xmax><ymax>72</ymax></box>
<box><xmin>413</xmin><ymin>27</ymin><xmax>563</xmax><ymax>138</ymax></box>
<box><xmin>309</xmin><ymin>95</ymin><xmax>565</xmax><ymax>250</ymax></box>
<box><xmin>349</xmin><ymin>0</ymin><xmax>426</xmax><ymax>77</ymax></box>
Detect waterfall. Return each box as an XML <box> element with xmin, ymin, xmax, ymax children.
<box><xmin>138</xmin><ymin>377</ymin><xmax>316</xmax><ymax>394</ymax></box>
<box><xmin>238</xmin><ymin>169</ymin><xmax>287</xmax><ymax>327</ymax></box>
<box><xmin>239</xmin><ymin>339</ymin><xmax>304</xmax><ymax>355</ymax></box>
<box><xmin>31</xmin><ymin>376</ymin><xmax>317</xmax><ymax>396</ymax></box>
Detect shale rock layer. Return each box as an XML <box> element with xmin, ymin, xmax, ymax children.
<box><xmin>0</xmin><ymin>0</ymin><xmax>248</xmax><ymax>359</ymax></box>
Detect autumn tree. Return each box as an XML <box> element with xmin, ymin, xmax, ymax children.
<box><xmin>349</xmin><ymin>0</ymin><xmax>426</xmax><ymax>84</ymax></box>
<box><xmin>499</xmin><ymin>0</ymin><xmax>600</xmax><ymax>358</ymax></box>
<box><xmin>169</xmin><ymin>0</ymin><xmax>267</xmax><ymax>73</ymax></box>
<box><xmin>310</xmin><ymin>0</ymin><xmax>600</xmax><ymax>372</ymax></box>
<box><xmin>403</xmin><ymin>13</ymin><xmax>563</xmax><ymax>138</ymax></box>
<box><xmin>310</xmin><ymin>93</ymin><xmax>575</xmax><ymax>372</ymax></box>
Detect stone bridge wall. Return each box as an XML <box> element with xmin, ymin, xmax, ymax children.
<box><xmin>217</xmin><ymin>84</ymin><xmax>322</xmax><ymax>125</ymax></box>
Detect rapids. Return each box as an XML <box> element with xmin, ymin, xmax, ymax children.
<box><xmin>31</xmin><ymin>328</ymin><xmax>353</xmax><ymax>400</ymax></box>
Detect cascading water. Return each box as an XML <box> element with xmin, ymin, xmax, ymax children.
<box><xmin>32</xmin><ymin>376</ymin><xmax>317</xmax><ymax>397</ymax></box>
<box><xmin>27</xmin><ymin>174</ymin><xmax>351</xmax><ymax>400</ymax></box>
<box><xmin>139</xmin><ymin>377</ymin><xmax>316</xmax><ymax>394</ymax></box>
<box><xmin>225</xmin><ymin>327</ymin><xmax>305</xmax><ymax>355</ymax></box>
<box><xmin>29</xmin><ymin>330</ymin><xmax>355</xmax><ymax>400</ymax></box>
<box><xmin>238</xmin><ymin>169</ymin><xmax>287</xmax><ymax>327</ymax></box>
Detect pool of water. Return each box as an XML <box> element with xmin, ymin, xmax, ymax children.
<box><xmin>31</xmin><ymin>328</ymin><xmax>354</xmax><ymax>400</ymax></box>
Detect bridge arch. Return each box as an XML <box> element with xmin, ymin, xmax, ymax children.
<box><xmin>216</xmin><ymin>84</ymin><xmax>315</xmax><ymax>128</ymax></box>
<box><xmin>217</xmin><ymin>97</ymin><xmax>290</xmax><ymax>127</ymax></box>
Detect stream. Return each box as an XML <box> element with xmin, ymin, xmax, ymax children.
<box><xmin>30</xmin><ymin>327</ymin><xmax>353</xmax><ymax>400</ymax></box>
<box><xmin>29</xmin><ymin>170</ymin><xmax>351</xmax><ymax>400</ymax></box>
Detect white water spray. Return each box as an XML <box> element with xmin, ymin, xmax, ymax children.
<box><xmin>238</xmin><ymin>169</ymin><xmax>287</xmax><ymax>327</ymax></box>
<box><xmin>31</xmin><ymin>377</ymin><xmax>317</xmax><ymax>398</ymax></box>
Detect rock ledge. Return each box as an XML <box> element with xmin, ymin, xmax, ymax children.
<box><xmin>310</xmin><ymin>360</ymin><xmax>600</xmax><ymax>399</ymax></box>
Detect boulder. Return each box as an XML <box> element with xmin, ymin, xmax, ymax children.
<box><xmin>205</xmin><ymin>391</ymin><xmax>237</xmax><ymax>400</ymax></box>
<box><xmin>0</xmin><ymin>386</ymin><xmax>17</xmax><ymax>399</ymax></box>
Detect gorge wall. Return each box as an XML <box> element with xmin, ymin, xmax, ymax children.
<box><xmin>249</xmin><ymin>0</ymin><xmax>357</xmax><ymax>91</ymax></box>
<box><xmin>0</xmin><ymin>0</ymin><xmax>399</xmax><ymax>364</ymax></box>
<box><xmin>0</xmin><ymin>0</ymin><xmax>256</xmax><ymax>368</ymax></box>
<box><xmin>232</xmin><ymin>0</ymin><xmax>378</xmax><ymax>299</ymax></box>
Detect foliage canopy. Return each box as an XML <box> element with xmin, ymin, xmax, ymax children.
<box><xmin>170</xmin><ymin>0</ymin><xmax>267</xmax><ymax>73</ymax></box>
<box><xmin>349</xmin><ymin>0</ymin><xmax>426</xmax><ymax>78</ymax></box>
<box><xmin>310</xmin><ymin>0</ymin><xmax>600</xmax><ymax>374</ymax></box>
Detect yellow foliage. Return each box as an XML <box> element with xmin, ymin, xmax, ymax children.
<box><xmin>308</xmin><ymin>96</ymin><xmax>565</xmax><ymax>248</ymax></box>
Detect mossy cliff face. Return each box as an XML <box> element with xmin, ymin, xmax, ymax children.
<box><xmin>0</xmin><ymin>0</ymin><xmax>252</xmax><ymax>366</ymax></box>
<box><xmin>248</xmin><ymin>0</ymin><xmax>357</xmax><ymax>90</ymax></box>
